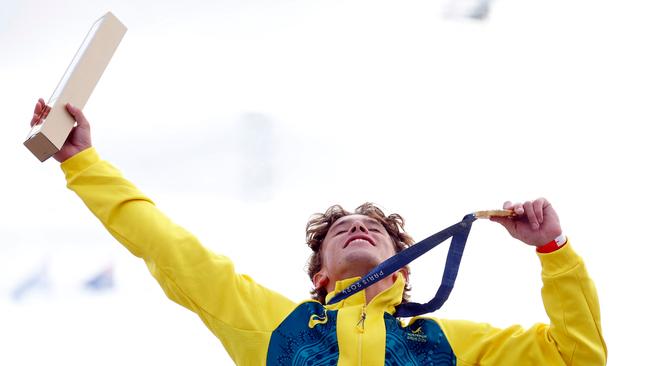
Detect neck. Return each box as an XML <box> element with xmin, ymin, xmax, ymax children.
<box><xmin>327</xmin><ymin>273</ymin><xmax>399</xmax><ymax>305</ymax></box>
<box><xmin>362</xmin><ymin>276</ymin><xmax>397</xmax><ymax>304</ymax></box>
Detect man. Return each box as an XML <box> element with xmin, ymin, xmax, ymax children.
<box><xmin>31</xmin><ymin>99</ymin><xmax>606</xmax><ymax>365</ymax></box>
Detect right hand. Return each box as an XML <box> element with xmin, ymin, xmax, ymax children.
<box><xmin>31</xmin><ymin>98</ymin><xmax>92</xmax><ymax>162</ymax></box>
<box><xmin>489</xmin><ymin>198</ymin><xmax>562</xmax><ymax>247</ymax></box>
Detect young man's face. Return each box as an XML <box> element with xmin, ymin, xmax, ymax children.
<box><xmin>314</xmin><ymin>214</ymin><xmax>397</xmax><ymax>289</ymax></box>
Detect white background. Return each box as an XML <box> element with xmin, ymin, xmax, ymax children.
<box><xmin>1</xmin><ymin>0</ymin><xmax>648</xmax><ymax>364</ymax></box>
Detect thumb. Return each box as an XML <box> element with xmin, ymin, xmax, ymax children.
<box><xmin>490</xmin><ymin>216</ymin><xmax>515</xmax><ymax>234</ymax></box>
<box><xmin>65</xmin><ymin>103</ymin><xmax>90</xmax><ymax>128</ymax></box>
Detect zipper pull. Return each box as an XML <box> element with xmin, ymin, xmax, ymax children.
<box><xmin>356</xmin><ymin>306</ymin><xmax>367</xmax><ymax>332</ymax></box>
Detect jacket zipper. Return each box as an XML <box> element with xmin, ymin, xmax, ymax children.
<box><xmin>357</xmin><ymin>306</ymin><xmax>366</xmax><ymax>365</ymax></box>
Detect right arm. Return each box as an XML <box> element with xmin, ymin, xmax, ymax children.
<box><xmin>437</xmin><ymin>198</ymin><xmax>606</xmax><ymax>365</ymax></box>
<box><xmin>437</xmin><ymin>241</ymin><xmax>606</xmax><ymax>365</ymax></box>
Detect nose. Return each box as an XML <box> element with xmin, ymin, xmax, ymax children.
<box><xmin>348</xmin><ymin>221</ymin><xmax>369</xmax><ymax>234</ymax></box>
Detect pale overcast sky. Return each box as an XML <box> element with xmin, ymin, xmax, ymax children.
<box><xmin>1</xmin><ymin>0</ymin><xmax>648</xmax><ymax>364</ymax></box>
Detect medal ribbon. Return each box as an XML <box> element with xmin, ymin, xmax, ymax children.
<box><xmin>327</xmin><ymin>213</ymin><xmax>478</xmax><ymax>317</ymax></box>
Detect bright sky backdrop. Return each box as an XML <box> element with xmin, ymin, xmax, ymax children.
<box><xmin>1</xmin><ymin>0</ymin><xmax>649</xmax><ymax>364</ymax></box>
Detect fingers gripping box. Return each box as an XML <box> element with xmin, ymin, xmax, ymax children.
<box><xmin>24</xmin><ymin>12</ymin><xmax>127</xmax><ymax>162</ymax></box>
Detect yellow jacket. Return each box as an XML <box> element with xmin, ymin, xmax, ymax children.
<box><xmin>62</xmin><ymin>148</ymin><xmax>607</xmax><ymax>365</ymax></box>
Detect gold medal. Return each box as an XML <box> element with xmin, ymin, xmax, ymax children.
<box><xmin>473</xmin><ymin>210</ymin><xmax>516</xmax><ymax>219</ymax></box>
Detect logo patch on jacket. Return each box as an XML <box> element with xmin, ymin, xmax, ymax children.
<box><xmin>384</xmin><ymin>315</ymin><xmax>457</xmax><ymax>365</ymax></box>
<box><xmin>267</xmin><ymin>302</ymin><xmax>339</xmax><ymax>365</ymax></box>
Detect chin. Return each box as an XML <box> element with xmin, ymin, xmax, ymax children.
<box><xmin>342</xmin><ymin>250</ymin><xmax>383</xmax><ymax>273</ymax></box>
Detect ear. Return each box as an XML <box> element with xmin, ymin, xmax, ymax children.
<box><xmin>312</xmin><ymin>271</ymin><xmax>330</xmax><ymax>291</ymax></box>
<box><xmin>392</xmin><ymin>268</ymin><xmax>409</xmax><ymax>284</ymax></box>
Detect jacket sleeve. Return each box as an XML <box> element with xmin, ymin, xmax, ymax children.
<box><xmin>61</xmin><ymin>148</ymin><xmax>297</xmax><ymax>361</ymax></box>
<box><xmin>437</xmin><ymin>241</ymin><xmax>607</xmax><ymax>366</ymax></box>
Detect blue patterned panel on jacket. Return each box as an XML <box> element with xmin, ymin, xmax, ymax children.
<box><xmin>267</xmin><ymin>302</ymin><xmax>339</xmax><ymax>366</ymax></box>
<box><xmin>384</xmin><ymin>314</ymin><xmax>457</xmax><ymax>365</ymax></box>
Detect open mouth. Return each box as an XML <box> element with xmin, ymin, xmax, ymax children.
<box><xmin>344</xmin><ymin>235</ymin><xmax>375</xmax><ymax>248</ymax></box>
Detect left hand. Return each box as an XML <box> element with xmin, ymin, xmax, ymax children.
<box><xmin>490</xmin><ymin>198</ymin><xmax>563</xmax><ymax>247</ymax></box>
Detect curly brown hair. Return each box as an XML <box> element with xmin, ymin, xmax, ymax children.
<box><xmin>305</xmin><ymin>202</ymin><xmax>415</xmax><ymax>304</ymax></box>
